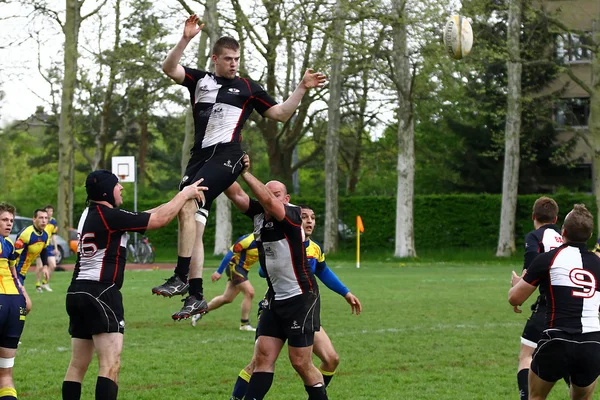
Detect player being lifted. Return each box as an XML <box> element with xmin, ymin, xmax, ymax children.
<box><xmin>154</xmin><ymin>14</ymin><xmax>326</xmax><ymax>321</ymax></box>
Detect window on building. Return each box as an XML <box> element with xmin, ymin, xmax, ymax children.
<box><xmin>555</xmin><ymin>33</ymin><xmax>592</xmax><ymax>63</ymax></box>
<box><xmin>554</xmin><ymin>98</ymin><xmax>590</xmax><ymax>127</ymax></box>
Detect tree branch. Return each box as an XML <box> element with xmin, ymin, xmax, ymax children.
<box><xmin>564</xmin><ymin>65</ymin><xmax>593</xmax><ymax>94</ymax></box>
<box><xmin>82</xmin><ymin>0</ymin><xmax>108</xmax><ymax>21</ymax></box>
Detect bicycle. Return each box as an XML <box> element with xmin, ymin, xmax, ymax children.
<box><xmin>125</xmin><ymin>233</ymin><xmax>155</xmax><ymax>264</ymax></box>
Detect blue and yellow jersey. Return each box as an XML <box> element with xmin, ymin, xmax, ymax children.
<box><xmin>0</xmin><ymin>237</ymin><xmax>22</xmax><ymax>295</ymax></box>
<box><xmin>306</xmin><ymin>239</ymin><xmax>326</xmax><ymax>273</ymax></box>
<box><xmin>217</xmin><ymin>234</ymin><xmax>259</xmax><ymax>274</ymax></box>
<box><xmin>14</xmin><ymin>225</ymin><xmax>49</xmax><ymax>277</ymax></box>
<box><xmin>44</xmin><ymin>217</ymin><xmax>58</xmax><ymax>238</ymax></box>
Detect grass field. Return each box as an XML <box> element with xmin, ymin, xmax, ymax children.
<box><xmin>15</xmin><ymin>254</ymin><xmax>572</xmax><ymax>399</ymax></box>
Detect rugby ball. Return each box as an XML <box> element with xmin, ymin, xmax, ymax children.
<box><xmin>443</xmin><ymin>15</ymin><xmax>473</xmax><ymax>60</ymax></box>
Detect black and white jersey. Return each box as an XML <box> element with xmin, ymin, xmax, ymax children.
<box><xmin>181</xmin><ymin>67</ymin><xmax>277</xmax><ymax>151</ymax></box>
<box><xmin>72</xmin><ymin>204</ymin><xmax>150</xmax><ymax>289</ymax></box>
<box><xmin>524</xmin><ymin>242</ymin><xmax>600</xmax><ymax>334</ymax></box>
<box><xmin>245</xmin><ymin>200</ymin><xmax>318</xmax><ymax>301</ymax></box>
<box><xmin>523</xmin><ymin>224</ymin><xmax>563</xmax><ymax>270</ymax></box>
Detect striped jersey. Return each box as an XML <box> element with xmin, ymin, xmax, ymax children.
<box><xmin>245</xmin><ymin>200</ymin><xmax>318</xmax><ymax>301</ymax></box>
<box><xmin>0</xmin><ymin>236</ymin><xmax>21</xmax><ymax>295</ymax></box>
<box><xmin>524</xmin><ymin>242</ymin><xmax>600</xmax><ymax>334</ymax></box>
<box><xmin>217</xmin><ymin>233</ymin><xmax>259</xmax><ymax>274</ymax></box>
<box><xmin>14</xmin><ymin>225</ymin><xmax>50</xmax><ymax>277</ymax></box>
<box><xmin>72</xmin><ymin>204</ymin><xmax>150</xmax><ymax>289</ymax></box>
<box><xmin>180</xmin><ymin>67</ymin><xmax>277</xmax><ymax>151</ymax></box>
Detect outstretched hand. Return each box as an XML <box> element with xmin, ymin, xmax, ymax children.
<box><xmin>241</xmin><ymin>154</ymin><xmax>251</xmax><ymax>175</ymax></box>
<box><xmin>181</xmin><ymin>178</ymin><xmax>208</xmax><ymax>203</ymax></box>
<box><xmin>183</xmin><ymin>14</ymin><xmax>204</xmax><ymax>40</ymax></box>
<box><xmin>211</xmin><ymin>272</ymin><xmax>221</xmax><ymax>282</ymax></box>
<box><xmin>301</xmin><ymin>68</ymin><xmax>327</xmax><ymax>89</ymax></box>
<box><xmin>345</xmin><ymin>292</ymin><xmax>362</xmax><ymax>315</ymax></box>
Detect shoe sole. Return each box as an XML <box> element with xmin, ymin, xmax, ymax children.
<box><xmin>172</xmin><ymin>309</ymin><xmax>208</xmax><ymax>321</ymax></box>
<box><xmin>151</xmin><ymin>288</ymin><xmax>189</xmax><ymax>297</ymax></box>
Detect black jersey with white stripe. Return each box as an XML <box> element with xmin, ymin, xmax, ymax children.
<box><xmin>180</xmin><ymin>67</ymin><xmax>277</xmax><ymax>151</ymax></box>
<box><xmin>245</xmin><ymin>200</ymin><xmax>318</xmax><ymax>301</ymax></box>
<box><xmin>524</xmin><ymin>242</ymin><xmax>600</xmax><ymax>334</ymax></box>
<box><xmin>523</xmin><ymin>224</ymin><xmax>563</xmax><ymax>270</ymax></box>
<box><xmin>72</xmin><ymin>204</ymin><xmax>150</xmax><ymax>289</ymax></box>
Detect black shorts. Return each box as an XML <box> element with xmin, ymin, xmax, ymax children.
<box><xmin>66</xmin><ymin>281</ymin><xmax>125</xmax><ymax>339</ymax></box>
<box><xmin>521</xmin><ymin>302</ymin><xmax>547</xmax><ymax>348</ymax></box>
<box><xmin>179</xmin><ymin>142</ymin><xmax>245</xmax><ymax>214</ymax></box>
<box><xmin>0</xmin><ymin>294</ymin><xmax>26</xmax><ymax>349</ymax></box>
<box><xmin>532</xmin><ymin>330</ymin><xmax>600</xmax><ymax>387</ymax></box>
<box><xmin>225</xmin><ymin>262</ymin><xmax>249</xmax><ymax>285</ymax></box>
<box><xmin>256</xmin><ymin>291</ymin><xmax>321</xmax><ymax>348</ymax></box>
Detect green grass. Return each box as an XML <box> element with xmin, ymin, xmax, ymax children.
<box><xmin>16</xmin><ymin>258</ymin><xmax>571</xmax><ymax>399</ymax></box>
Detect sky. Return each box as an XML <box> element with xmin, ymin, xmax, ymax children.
<box><xmin>0</xmin><ymin>0</ymin><xmax>463</xmax><ymax>131</ymax></box>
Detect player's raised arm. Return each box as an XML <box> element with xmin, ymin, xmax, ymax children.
<box><xmin>162</xmin><ymin>14</ymin><xmax>204</xmax><ymax>84</ymax></box>
<box><xmin>263</xmin><ymin>68</ymin><xmax>327</xmax><ymax>122</ymax></box>
<box><xmin>239</xmin><ymin>155</ymin><xmax>286</xmax><ymax>220</ymax></box>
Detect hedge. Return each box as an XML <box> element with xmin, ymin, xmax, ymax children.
<box><xmin>62</xmin><ymin>193</ymin><xmax>597</xmax><ymax>252</ymax></box>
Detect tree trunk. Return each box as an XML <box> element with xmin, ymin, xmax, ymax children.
<box><xmin>57</xmin><ymin>0</ymin><xmax>82</xmax><ymax>238</ymax></box>
<box><xmin>138</xmin><ymin>104</ymin><xmax>149</xmax><ymax>186</ymax></box>
<box><xmin>590</xmin><ymin>10</ymin><xmax>600</xmax><ymax>238</ymax></box>
<box><xmin>392</xmin><ymin>0</ymin><xmax>416</xmax><ymax>258</ymax></box>
<box><xmin>95</xmin><ymin>0</ymin><xmax>120</xmax><ymax>171</ymax></box>
<box><xmin>496</xmin><ymin>0</ymin><xmax>522</xmax><ymax>257</ymax></box>
<box><xmin>213</xmin><ymin>194</ymin><xmax>232</xmax><ymax>255</ymax></box>
<box><xmin>324</xmin><ymin>0</ymin><xmax>345</xmax><ymax>253</ymax></box>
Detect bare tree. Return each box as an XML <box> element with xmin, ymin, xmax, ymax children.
<box><xmin>52</xmin><ymin>0</ymin><xmax>107</xmax><ymax>237</ymax></box>
<box><xmin>497</xmin><ymin>0</ymin><xmax>523</xmax><ymax>257</ymax></box>
<box><xmin>391</xmin><ymin>0</ymin><xmax>416</xmax><ymax>257</ymax></box>
<box><xmin>324</xmin><ymin>0</ymin><xmax>345</xmax><ymax>253</ymax></box>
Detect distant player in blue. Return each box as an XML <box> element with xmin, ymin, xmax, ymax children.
<box><xmin>35</xmin><ymin>204</ymin><xmax>58</xmax><ymax>292</ymax></box>
<box><xmin>229</xmin><ymin>205</ymin><xmax>362</xmax><ymax>400</ymax></box>
<box><xmin>0</xmin><ymin>203</ymin><xmax>31</xmax><ymax>400</ymax></box>
<box><xmin>13</xmin><ymin>209</ymin><xmax>50</xmax><ymax>286</ymax></box>
<box><xmin>191</xmin><ymin>233</ymin><xmax>259</xmax><ymax>331</ymax></box>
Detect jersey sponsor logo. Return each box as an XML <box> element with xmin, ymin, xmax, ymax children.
<box><xmin>264</xmin><ymin>245</ymin><xmax>276</xmax><ymax>258</ymax></box>
<box><xmin>265</xmin><ymin>222</ymin><xmax>274</xmax><ymax>229</ymax></box>
<box><xmin>569</xmin><ymin>268</ymin><xmax>597</xmax><ymax>299</ymax></box>
<box><xmin>212</xmin><ymin>106</ymin><xmax>225</xmax><ymax>119</ymax></box>
<box><xmin>228</xmin><ymin>87</ymin><xmax>240</xmax><ymax>95</ymax></box>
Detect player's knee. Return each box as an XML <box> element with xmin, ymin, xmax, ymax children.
<box><xmin>246</xmin><ymin>287</ymin><xmax>255</xmax><ymax>299</ymax></box>
<box><xmin>322</xmin><ymin>352</ymin><xmax>340</xmax><ymax>371</ymax></box>
<box><xmin>289</xmin><ymin>353</ymin><xmax>312</xmax><ymax>373</ymax></box>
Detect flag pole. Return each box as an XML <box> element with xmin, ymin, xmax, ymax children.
<box><xmin>356</xmin><ymin>216</ymin><xmax>364</xmax><ymax>269</ymax></box>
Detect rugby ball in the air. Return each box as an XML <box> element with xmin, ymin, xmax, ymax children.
<box><xmin>443</xmin><ymin>15</ymin><xmax>473</xmax><ymax>60</ymax></box>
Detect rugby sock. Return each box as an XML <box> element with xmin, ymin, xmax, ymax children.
<box><xmin>231</xmin><ymin>369</ymin><xmax>251</xmax><ymax>399</ymax></box>
<box><xmin>95</xmin><ymin>376</ymin><xmax>118</xmax><ymax>400</ymax></box>
<box><xmin>189</xmin><ymin>278</ymin><xmax>204</xmax><ymax>298</ymax></box>
<box><xmin>0</xmin><ymin>387</ymin><xmax>17</xmax><ymax>400</ymax></box>
<box><xmin>244</xmin><ymin>372</ymin><xmax>274</xmax><ymax>400</ymax></box>
<box><xmin>241</xmin><ymin>319</ymin><xmax>250</xmax><ymax>327</ymax></box>
<box><xmin>174</xmin><ymin>256</ymin><xmax>191</xmax><ymax>282</ymax></box>
<box><xmin>319</xmin><ymin>367</ymin><xmax>336</xmax><ymax>387</ymax></box>
<box><xmin>305</xmin><ymin>383</ymin><xmax>328</xmax><ymax>400</ymax></box>
<box><xmin>62</xmin><ymin>381</ymin><xmax>81</xmax><ymax>400</ymax></box>
<box><xmin>42</xmin><ymin>279</ymin><xmax>48</xmax><ymax>285</ymax></box>
<box><xmin>517</xmin><ymin>369</ymin><xmax>529</xmax><ymax>400</ymax></box>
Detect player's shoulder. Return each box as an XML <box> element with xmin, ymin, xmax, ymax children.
<box><xmin>308</xmin><ymin>239</ymin><xmax>324</xmax><ymax>252</ymax></box>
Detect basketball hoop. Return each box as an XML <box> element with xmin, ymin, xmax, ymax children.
<box><xmin>119</xmin><ymin>175</ymin><xmax>126</xmax><ymax>182</ymax></box>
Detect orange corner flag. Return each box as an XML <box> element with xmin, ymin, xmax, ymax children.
<box><xmin>357</xmin><ymin>216</ymin><xmax>364</xmax><ymax>233</ymax></box>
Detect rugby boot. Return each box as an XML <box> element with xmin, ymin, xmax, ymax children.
<box><xmin>172</xmin><ymin>295</ymin><xmax>208</xmax><ymax>320</ymax></box>
<box><xmin>152</xmin><ymin>274</ymin><xmax>189</xmax><ymax>297</ymax></box>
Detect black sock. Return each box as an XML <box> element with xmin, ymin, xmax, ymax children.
<box><xmin>241</xmin><ymin>319</ymin><xmax>250</xmax><ymax>325</ymax></box>
<box><xmin>95</xmin><ymin>376</ymin><xmax>118</xmax><ymax>400</ymax></box>
<box><xmin>174</xmin><ymin>256</ymin><xmax>191</xmax><ymax>282</ymax></box>
<box><xmin>517</xmin><ymin>369</ymin><xmax>529</xmax><ymax>400</ymax></box>
<box><xmin>563</xmin><ymin>373</ymin><xmax>571</xmax><ymax>387</ymax></box>
<box><xmin>305</xmin><ymin>384</ymin><xmax>328</xmax><ymax>400</ymax></box>
<box><xmin>323</xmin><ymin>374</ymin><xmax>333</xmax><ymax>387</ymax></box>
<box><xmin>189</xmin><ymin>278</ymin><xmax>204</xmax><ymax>298</ymax></box>
<box><xmin>62</xmin><ymin>381</ymin><xmax>82</xmax><ymax>400</ymax></box>
<box><xmin>244</xmin><ymin>372</ymin><xmax>273</xmax><ymax>400</ymax></box>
